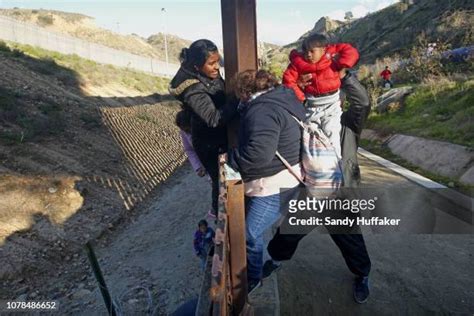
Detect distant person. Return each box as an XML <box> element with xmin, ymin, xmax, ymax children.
<box><xmin>175</xmin><ymin>110</ymin><xmax>206</xmax><ymax>178</ymax></box>
<box><xmin>380</xmin><ymin>66</ymin><xmax>393</xmax><ymax>88</ymax></box>
<box><xmin>282</xmin><ymin>33</ymin><xmax>359</xmax><ymax>159</ymax></box>
<box><xmin>193</xmin><ymin>219</ymin><xmax>215</xmax><ymax>271</ymax></box>
<box><xmin>170</xmin><ymin>39</ymin><xmax>237</xmax><ymax>218</ymax></box>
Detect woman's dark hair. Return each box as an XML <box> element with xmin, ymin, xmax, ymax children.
<box><xmin>234</xmin><ymin>69</ymin><xmax>280</xmax><ymax>100</ymax></box>
<box><xmin>302</xmin><ymin>33</ymin><xmax>328</xmax><ymax>52</ymax></box>
<box><xmin>198</xmin><ymin>219</ymin><xmax>208</xmax><ymax>228</ymax></box>
<box><xmin>180</xmin><ymin>39</ymin><xmax>218</xmax><ymax>70</ymax></box>
<box><xmin>175</xmin><ymin>109</ymin><xmax>191</xmax><ymax>133</ymax></box>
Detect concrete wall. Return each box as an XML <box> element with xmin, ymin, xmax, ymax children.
<box><xmin>0</xmin><ymin>15</ymin><xmax>180</xmax><ymax>77</ymax></box>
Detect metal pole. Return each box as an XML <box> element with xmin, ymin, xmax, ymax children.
<box><xmin>220</xmin><ymin>1</ymin><xmax>258</xmax><ymax>314</ymax></box>
<box><xmin>161</xmin><ymin>8</ymin><xmax>169</xmax><ymax>74</ymax></box>
<box><xmin>85</xmin><ymin>242</ymin><xmax>117</xmax><ymax>316</ymax></box>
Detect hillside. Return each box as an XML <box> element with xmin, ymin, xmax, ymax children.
<box><xmin>265</xmin><ymin>0</ymin><xmax>473</xmax><ymax>73</ymax></box>
<box><xmin>0</xmin><ymin>40</ymin><xmax>186</xmax><ymax>296</ymax></box>
<box><xmin>334</xmin><ymin>0</ymin><xmax>473</xmax><ymax>64</ymax></box>
<box><xmin>147</xmin><ymin>33</ymin><xmax>192</xmax><ymax>62</ymax></box>
<box><xmin>0</xmin><ymin>8</ymin><xmax>191</xmax><ymax>62</ymax></box>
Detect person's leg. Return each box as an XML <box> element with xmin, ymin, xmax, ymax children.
<box><xmin>194</xmin><ymin>144</ymin><xmax>219</xmax><ymax>215</ymax></box>
<box><xmin>207</xmin><ymin>160</ymin><xmax>219</xmax><ymax>215</ymax></box>
<box><xmin>246</xmin><ymin>193</ymin><xmax>282</xmax><ymax>283</ymax></box>
<box><xmin>200</xmin><ymin>254</ymin><xmax>207</xmax><ymax>271</ymax></box>
<box><xmin>246</xmin><ymin>186</ymin><xmax>300</xmax><ymax>283</ymax></box>
<box><xmin>262</xmin><ymin>187</ymin><xmax>307</xmax><ymax>279</ymax></box>
<box><xmin>267</xmin><ymin>227</ymin><xmax>306</xmax><ymax>261</ymax></box>
<box><xmin>321</xmin><ymin>100</ymin><xmax>343</xmax><ymax>159</ymax></box>
<box><xmin>329</xmin><ymin>233</ymin><xmax>371</xmax><ymax>277</ymax></box>
<box><xmin>329</xmin><ymin>232</ymin><xmax>371</xmax><ymax>303</ymax></box>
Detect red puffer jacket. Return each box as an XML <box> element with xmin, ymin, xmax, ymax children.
<box><xmin>283</xmin><ymin>43</ymin><xmax>359</xmax><ymax>101</ymax></box>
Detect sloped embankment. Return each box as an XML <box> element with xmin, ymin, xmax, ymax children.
<box><xmin>0</xmin><ymin>42</ymin><xmax>186</xmax><ymax>298</ymax></box>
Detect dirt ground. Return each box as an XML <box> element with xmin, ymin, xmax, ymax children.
<box><xmin>60</xmin><ymin>164</ymin><xmax>211</xmax><ymax>315</ymax></box>
<box><xmin>0</xmin><ymin>52</ymin><xmax>192</xmax><ymax>315</ymax></box>
<box><xmin>2</xmin><ymin>164</ymin><xmax>210</xmax><ymax>315</ymax></box>
<box><xmin>278</xmin><ymin>156</ymin><xmax>474</xmax><ymax>315</ymax></box>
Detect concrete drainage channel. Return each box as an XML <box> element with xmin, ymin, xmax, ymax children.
<box><xmin>361</xmin><ymin>129</ymin><xmax>474</xmax><ymax>186</ymax></box>
<box><xmin>358</xmin><ymin>147</ymin><xmax>473</xmax><ymax>225</ymax></box>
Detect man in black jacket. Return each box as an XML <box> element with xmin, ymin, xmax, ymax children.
<box><xmin>263</xmin><ymin>71</ymin><xmax>373</xmax><ymax>304</ymax></box>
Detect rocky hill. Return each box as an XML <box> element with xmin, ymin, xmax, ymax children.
<box><xmin>265</xmin><ymin>0</ymin><xmax>473</xmax><ymax>72</ymax></box>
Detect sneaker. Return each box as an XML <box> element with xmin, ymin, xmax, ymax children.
<box><xmin>353</xmin><ymin>276</ymin><xmax>370</xmax><ymax>304</ymax></box>
<box><xmin>207</xmin><ymin>210</ymin><xmax>216</xmax><ymax>219</ymax></box>
<box><xmin>262</xmin><ymin>260</ymin><xmax>282</xmax><ymax>280</ymax></box>
<box><xmin>247</xmin><ymin>279</ymin><xmax>262</xmax><ymax>295</ymax></box>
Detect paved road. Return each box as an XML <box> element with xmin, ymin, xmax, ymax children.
<box><xmin>278</xmin><ymin>156</ymin><xmax>474</xmax><ymax>315</ymax></box>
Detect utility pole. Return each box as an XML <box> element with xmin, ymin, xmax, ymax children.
<box><xmin>161</xmin><ymin>7</ymin><xmax>169</xmax><ymax>74</ymax></box>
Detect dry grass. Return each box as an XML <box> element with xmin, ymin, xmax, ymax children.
<box><xmin>0</xmin><ymin>8</ymin><xmax>191</xmax><ymax>61</ymax></box>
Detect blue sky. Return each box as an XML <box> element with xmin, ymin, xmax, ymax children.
<box><xmin>0</xmin><ymin>0</ymin><xmax>397</xmax><ymax>45</ymax></box>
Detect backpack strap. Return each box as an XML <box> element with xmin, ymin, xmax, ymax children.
<box><xmin>274</xmin><ymin>112</ymin><xmax>305</xmax><ymax>185</ymax></box>
<box><xmin>275</xmin><ymin>151</ymin><xmax>305</xmax><ymax>185</ymax></box>
<box><xmin>289</xmin><ymin>114</ymin><xmax>305</xmax><ymax>129</ymax></box>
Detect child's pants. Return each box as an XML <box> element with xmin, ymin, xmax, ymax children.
<box><xmin>305</xmin><ymin>91</ymin><xmax>343</xmax><ymax>159</ymax></box>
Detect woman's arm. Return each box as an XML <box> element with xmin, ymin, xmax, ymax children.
<box><xmin>340</xmin><ymin>72</ymin><xmax>370</xmax><ymax>135</ymax></box>
<box><xmin>231</xmin><ymin>107</ymin><xmax>281</xmax><ymax>173</ymax></box>
<box><xmin>183</xmin><ymin>85</ymin><xmax>237</xmax><ymax>128</ymax></box>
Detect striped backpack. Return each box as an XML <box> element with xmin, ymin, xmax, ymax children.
<box><xmin>276</xmin><ymin>115</ymin><xmax>343</xmax><ymax>198</ymax></box>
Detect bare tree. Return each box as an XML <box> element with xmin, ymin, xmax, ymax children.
<box><xmin>344</xmin><ymin>11</ymin><xmax>354</xmax><ymax>22</ymax></box>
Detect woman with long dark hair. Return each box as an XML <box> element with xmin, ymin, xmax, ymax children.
<box><xmin>170</xmin><ymin>39</ymin><xmax>236</xmax><ymax>217</ymax></box>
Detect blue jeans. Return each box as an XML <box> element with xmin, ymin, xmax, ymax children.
<box><xmin>245</xmin><ymin>186</ymin><xmax>300</xmax><ymax>282</ymax></box>
<box><xmin>199</xmin><ymin>253</ymin><xmax>207</xmax><ymax>271</ymax></box>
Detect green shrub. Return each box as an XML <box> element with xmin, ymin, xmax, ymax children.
<box><xmin>367</xmin><ymin>80</ymin><xmax>474</xmax><ymax>147</ymax></box>
<box><xmin>0</xmin><ymin>41</ymin><xmax>11</xmax><ymax>53</ymax></box>
<box><xmin>80</xmin><ymin>113</ymin><xmax>101</xmax><ymax>128</ymax></box>
<box><xmin>38</xmin><ymin>102</ymin><xmax>62</xmax><ymax>115</ymax></box>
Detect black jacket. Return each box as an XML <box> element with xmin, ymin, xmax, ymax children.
<box><xmin>229</xmin><ymin>73</ymin><xmax>369</xmax><ymax>186</ymax></box>
<box><xmin>230</xmin><ymin>86</ymin><xmax>306</xmax><ymax>182</ymax></box>
<box><xmin>170</xmin><ymin>67</ymin><xmax>236</xmax><ymax>151</ymax></box>
<box><xmin>340</xmin><ymin>72</ymin><xmax>371</xmax><ymax>187</ymax></box>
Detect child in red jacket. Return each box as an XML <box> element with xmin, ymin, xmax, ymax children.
<box><xmin>380</xmin><ymin>66</ymin><xmax>393</xmax><ymax>88</ymax></box>
<box><xmin>283</xmin><ymin>34</ymin><xmax>359</xmax><ymax>159</ymax></box>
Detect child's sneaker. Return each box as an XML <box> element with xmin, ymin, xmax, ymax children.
<box><xmin>207</xmin><ymin>209</ymin><xmax>216</xmax><ymax>219</ymax></box>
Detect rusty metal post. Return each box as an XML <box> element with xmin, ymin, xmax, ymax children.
<box><xmin>221</xmin><ymin>0</ymin><xmax>258</xmax><ymax>93</ymax></box>
<box><xmin>220</xmin><ymin>1</ymin><xmax>258</xmax><ymax>315</ymax></box>
<box><xmin>226</xmin><ymin>179</ymin><xmax>247</xmax><ymax>314</ymax></box>
<box><xmin>221</xmin><ymin>0</ymin><xmax>258</xmax><ymax>148</ymax></box>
